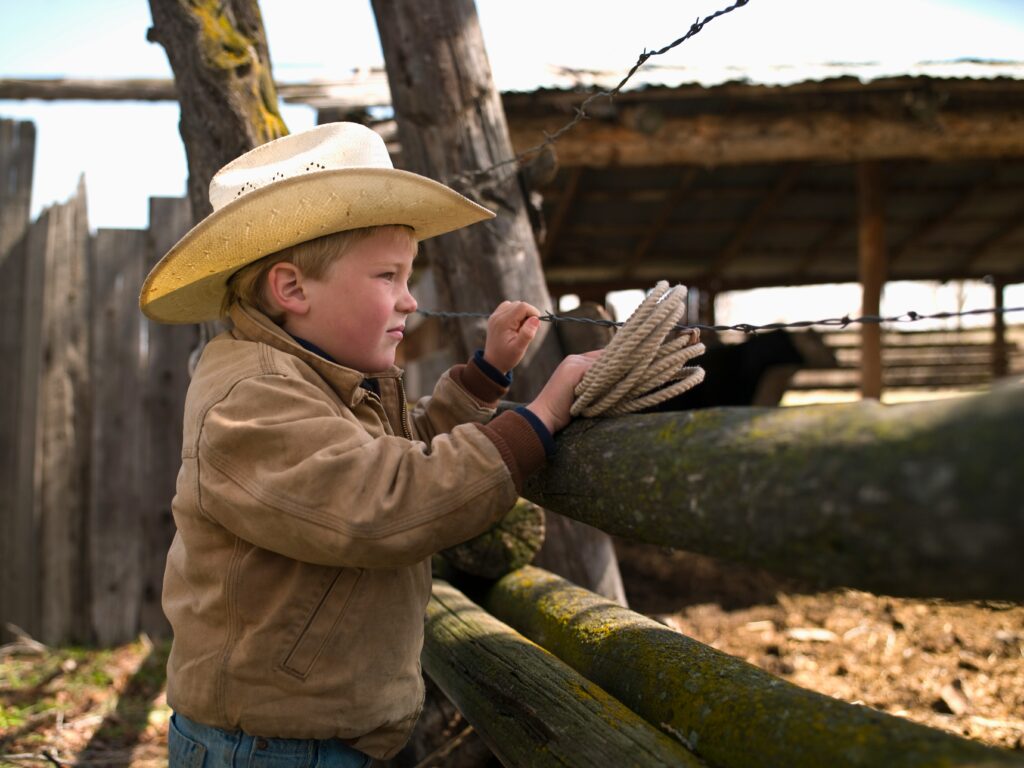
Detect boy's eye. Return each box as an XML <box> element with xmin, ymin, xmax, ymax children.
<box><xmin>378</xmin><ymin>272</ymin><xmax>396</xmax><ymax>281</ymax></box>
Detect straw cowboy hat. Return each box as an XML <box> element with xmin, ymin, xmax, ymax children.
<box><xmin>139</xmin><ymin>122</ymin><xmax>495</xmax><ymax>324</ymax></box>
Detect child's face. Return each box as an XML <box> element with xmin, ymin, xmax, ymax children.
<box><xmin>292</xmin><ymin>229</ymin><xmax>418</xmax><ymax>372</ymax></box>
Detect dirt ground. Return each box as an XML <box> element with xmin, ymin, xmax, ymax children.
<box><xmin>615</xmin><ymin>538</ymin><xmax>1024</xmax><ymax>753</ymax></box>
<box><xmin>2</xmin><ymin>543</ymin><xmax>1022</xmax><ymax>766</ymax></box>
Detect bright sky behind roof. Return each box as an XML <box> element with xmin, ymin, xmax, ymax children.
<box><xmin>1</xmin><ymin>0</ymin><xmax>1022</xmax><ymax>328</ymax></box>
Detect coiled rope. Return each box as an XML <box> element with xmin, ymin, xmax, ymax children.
<box><xmin>571</xmin><ymin>282</ymin><xmax>706</xmax><ymax>417</ymax></box>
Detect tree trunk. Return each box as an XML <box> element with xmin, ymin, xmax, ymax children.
<box><xmin>486</xmin><ymin>566</ymin><xmax>1024</xmax><ymax>768</ymax></box>
<box><xmin>372</xmin><ymin>0</ymin><xmax>626</xmax><ymax>604</ymax></box>
<box><xmin>424</xmin><ymin>581</ymin><xmax>701</xmax><ymax>768</ymax></box>
<box><xmin>524</xmin><ymin>381</ymin><xmax>1024</xmax><ymax>601</ymax></box>
<box><xmin>147</xmin><ymin>0</ymin><xmax>288</xmax><ymax>360</ymax></box>
<box><xmin>370</xmin><ymin>0</ymin><xmax>560</xmax><ymax>398</ymax></box>
<box><xmin>146</xmin><ymin>0</ymin><xmax>287</xmax><ymax>224</ymax></box>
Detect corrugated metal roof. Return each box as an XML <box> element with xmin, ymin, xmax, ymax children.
<box><xmin>283</xmin><ymin>59</ymin><xmax>1024</xmax><ymax>108</ymax></box>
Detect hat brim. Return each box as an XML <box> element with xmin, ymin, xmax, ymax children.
<box><xmin>140</xmin><ymin>167</ymin><xmax>495</xmax><ymax>324</ymax></box>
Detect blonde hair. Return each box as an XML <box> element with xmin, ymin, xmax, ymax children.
<box><xmin>222</xmin><ymin>225</ymin><xmax>416</xmax><ymax>321</ymax></box>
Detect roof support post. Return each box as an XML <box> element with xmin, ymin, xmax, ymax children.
<box><xmin>686</xmin><ymin>285</ymin><xmax>717</xmax><ymax>328</ymax></box>
<box><xmin>993</xmin><ymin>278</ymin><xmax>1008</xmax><ymax>379</ymax></box>
<box><xmin>858</xmin><ymin>161</ymin><xmax>887</xmax><ymax>400</ymax></box>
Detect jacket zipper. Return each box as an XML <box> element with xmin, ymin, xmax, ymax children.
<box><xmin>364</xmin><ymin>379</ymin><xmax>412</xmax><ymax>440</ymax></box>
<box><xmin>397</xmin><ymin>377</ymin><xmax>412</xmax><ymax>440</ymax></box>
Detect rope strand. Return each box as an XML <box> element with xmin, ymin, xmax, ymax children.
<box><xmin>570</xmin><ymin>282</ymin><xmax>706</xmax><ymax>417</ymax></box>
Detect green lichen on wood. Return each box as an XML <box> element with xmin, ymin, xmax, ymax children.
<box><xmin>523</xmin><ymin>381</ymin><xmax>1024</xmax><ymax>600</ymax></box>
<box><xmin>441</xmin><ymin>498</ymin><xmax>545</xmax><ymax>578</ymax></box>
<box><xmin>485</xmin><ymin>567</ymin><xmax>1024</xmax><ymax>768</ymax></box>
<box><xmin>424</xmin><ymin>581</ymin><xmax>702</xmax><ymax>767</ymax></box>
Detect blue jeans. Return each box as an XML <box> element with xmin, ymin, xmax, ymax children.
<box><xmin>168</xmin><ymin>712</ymin><xmax>373</xmax><ymax>768</ymax></box>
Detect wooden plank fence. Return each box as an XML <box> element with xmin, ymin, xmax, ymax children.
<box><xmin>0</xmin><ymin>118</ymin><xmax>195</xmax><ymax>645</ymax></box>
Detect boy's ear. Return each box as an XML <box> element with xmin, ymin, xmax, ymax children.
<box><xmin>266</xmin><ymin>262</ymin><xmax>310</xmax><ymax>316</ymax></box>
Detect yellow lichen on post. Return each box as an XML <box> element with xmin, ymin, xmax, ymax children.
<box><xmin>188</xmin><ymin>0</ymin><xmax>253</xmax><ymax>70</ymax></box>
<box><xmin>184</xmin><ymin>0</ymin><xmax>287</xmax><ymax>142</ymax></box>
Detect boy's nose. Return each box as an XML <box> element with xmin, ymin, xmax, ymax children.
<box><xmin>397</xmin><ymin>287</ymin><xmax>418</xmax><ymax>314</ymax></box>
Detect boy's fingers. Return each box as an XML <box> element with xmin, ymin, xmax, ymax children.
<box><xmin>519</xmin><ymin>316</ymin><xmax>541</xmax><ymax>341</ymax></box>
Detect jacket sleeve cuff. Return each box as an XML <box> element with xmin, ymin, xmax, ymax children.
<box><xmin>450</xmin><ymin>354</ymin><xmax>510</xmax><ymax>407</ymax></box>
<box><xmin>474</xmin><ymin>410</ymin><xmax>548</xmax><ymax>492</ymax></box>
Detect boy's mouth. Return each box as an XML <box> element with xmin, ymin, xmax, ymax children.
<box><xmin>387</xmin><ymin>324</ymin><xmax>405</xmax><ymax>340</ymax></box>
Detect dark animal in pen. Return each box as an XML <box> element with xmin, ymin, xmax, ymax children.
<box><xmin>553</xmin><ymin>302</ymin><xmax>837</xmax><ymax>410</ymax></box>
<box><xmin>650</xmin><ymin>329</ymin><xmax>837</xmax><ymax>410</ymax></box>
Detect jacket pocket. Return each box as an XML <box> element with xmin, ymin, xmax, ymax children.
<box><xmin>280</xmin><ymin>568</ymin><xmax>362</xmax><ymax>679</ymax></box>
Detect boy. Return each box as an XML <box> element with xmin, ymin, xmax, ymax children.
<box><xmin>140</xmin><ymin>122</ymin><xmax>598</xmax><ymax>767</ymax></box>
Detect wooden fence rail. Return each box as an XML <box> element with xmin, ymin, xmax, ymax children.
<box><xmin>523</xmin><ymin>380</ymin><xmax>1024</xmax><ymax>601</ymax></box>
<box><xmin>424</xmin><ymin>581</ymin><xmax>701</xmax><ymax>767</ymax></box>
<box><xmin>478</xmin><ymin>566</ymin><xmax>1024</xmax><ymax>768</ymax></box>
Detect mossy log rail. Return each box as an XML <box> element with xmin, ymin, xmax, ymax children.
<box><xmin>485</xmin><ymin>567</ymin><xmax>1024</xmax><ymax>768</ymax></box>
<box><xmin>423</xmin><ymin>581</ymin><xmax>700</xmax><ymax>767</ymax></box>
<box><xmin>522</xmin><ymin>380</ymin><xmax>1024</xmax><ymax>601</ymax></box>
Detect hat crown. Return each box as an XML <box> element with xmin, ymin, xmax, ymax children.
<box><xmin>209</xmin><ymin>122</ymin><xmax>394</xmax><ymax>211</ymax></box>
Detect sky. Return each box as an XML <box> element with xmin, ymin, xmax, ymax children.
<box><xmin>1</xmin><ymin>0</ymin><xmax>1022</xmax><ymax>327</ymax></box>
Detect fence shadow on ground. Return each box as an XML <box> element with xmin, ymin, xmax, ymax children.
<box><xmin>77</xmin><ymin>640</ymin><xmax>170</xmax><ymax>766</ymax></box>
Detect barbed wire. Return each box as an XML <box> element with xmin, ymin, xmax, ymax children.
<box><xmin>417</xmin><ymin>305</ymin><xmax>1024</xmax><ymax>335</ymax></box>
<box><xmin>446</xmin><ymin>0</ymin><xmax>751</xmax><ymax>190</ymax></box>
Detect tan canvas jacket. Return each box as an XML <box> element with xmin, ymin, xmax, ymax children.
<box><xmin>163</xmin><ymin>303</ymin><xmax>546</xmax><ymax>759</ymax></box>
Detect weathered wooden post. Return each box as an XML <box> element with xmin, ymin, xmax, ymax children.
<box><xmin>146</xmin><ymin>0</ymin><xmax>287</xmax><ymax>223</ymax></box>
<box><xmin>372</xmin><ymin>0</ymin><xmax>627</xmax><ymax>603</ymax></box>
<box><xmin>858</xmin><ymin>161</ymin><xmax>886</xmax><ymax>399</ymax></box>
<box><xmin>147</xmin><ymin>0</ymin><xmax>289</xmax><ymax>364</ymax></box>
<box><xmin>370</xmin><ymin>0</ymin><xmax>562</xmax><ymax>395</ymax></box>
<box><xmin>0</xmin><ymin>119</ymin><xmax>37</xmax><ymax>642</ymax></box>
<box><xmin>993</xmin><ymin>277</ymin><xmax>1008</xmax><ymax>378</ymax></box>
<box><xmin>139</xmin><ymin>197</ymin><xmax>196</xmax><ymax>637</ymax></box>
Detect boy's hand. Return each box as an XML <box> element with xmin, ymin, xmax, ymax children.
<box><xmin>526</xmin><ymin>350</ymin><xmax>603</xmax><ymax>434</ymax></box>
<box><xmin>483</xmin><ymin>301</ymin><xmax>543</xmax><ymax>374</ymax></box>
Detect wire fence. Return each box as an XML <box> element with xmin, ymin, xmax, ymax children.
<box><xmin>417</xmin><ymin>304</ymin><xmax>1024</xmax><ymax>335</ymax></box>
<box><xmin>433</xmin><ymin>0</ymin><xmax>1022</xmax><ymax>338</ymax></box>
<box><xmin>446</xmin><ymin>0</ymin><xmax>751</xmax><ymax>190</ymax></box>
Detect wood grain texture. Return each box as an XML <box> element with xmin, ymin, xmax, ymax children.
<box><xmin>139</xmin><ymin>197</ymin><xmax>195</xmax><ymax>639</ymax></box>
<box><xmin>34</xmin><ymin>182</ymin><xmax>92</xmax><ymax>644</ymax></box>
<box><xmin>524</xmin><ymin>383</ymin><xmax>1024</xmax><ymax>601</ymax></box>
<box><xmin>424</xmin><ymin>581</ymin><xmax>701</xmax><ymax>767</ymax></box>
<box><xmin>89</xmin><ymin>229</ymin><xmax>147</xmax><ymax>645</ymax></box>
<box><xmin>373</xmin><ymin>0</ymin><xmax>626</xmax><ymax>603</ymax></box>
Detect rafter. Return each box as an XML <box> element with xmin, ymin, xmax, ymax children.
<box><xmin>704</xmin><ymin>165</ymin><xmax>802</xmax><ymax>282</ymax></box>
<box><xmin>957</xmin><ymin>203</ymin><xmax>1024</xmax><ymax>271</ymax></box>
<box><xmin>541</xmin><ymin>166</ymin><xmax>582</xmax><ymax>264</ymax></box>
<box><xmin>890</xmin><ymin>167</ymin><xmax>1000</xmax><ymax>265</ymax></box>
<box><xmin>793</xmin><ymin>218</ymin><xmax>852</xmax><ymax>278</ymax></box>
<box><xmin>622</xmin><ymin>167</ymin><xmax>700</xmax><ymax>278</ymax></box>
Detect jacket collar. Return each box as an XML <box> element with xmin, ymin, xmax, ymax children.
<box><xmin>228</xmin><ymin>302</ymin><xmax>402</xmax><ymax>408</ymax></box>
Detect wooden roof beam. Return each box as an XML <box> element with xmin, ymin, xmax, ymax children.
<box><xmin>509</xmin><ymin>110</ymin><xmax>1024</xmax><ymax>167</ymax></box>
<box><xmin>703</xmin><ymin>165</ymin><xmax>802</xmax><ymax>282</ymax></box>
